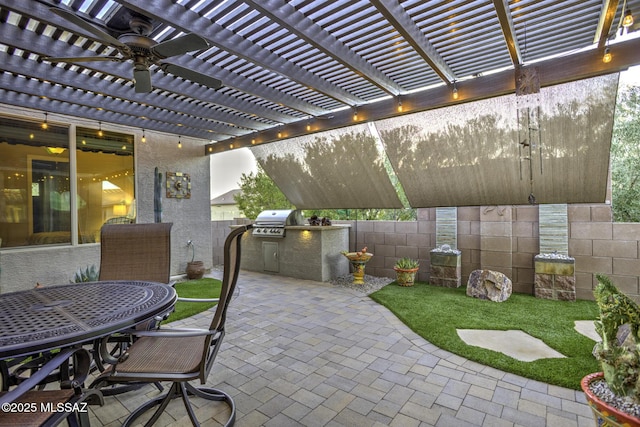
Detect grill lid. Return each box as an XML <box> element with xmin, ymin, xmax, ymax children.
<box><xmin>253</xmin><ymin>209</ymin><xmax>303</xmax><ymax>238</ymax></box>
<box><xmin>254</xmin><ymin>209</ymin><xmax>302</xmax><ymax>226</ymax></box>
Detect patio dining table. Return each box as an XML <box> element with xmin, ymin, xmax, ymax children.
<box><xmin>0</xmin><ymin>280</ymin><xmax>177</xmax><ymax>360</ymax></box>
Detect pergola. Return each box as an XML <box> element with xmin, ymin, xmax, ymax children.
<box><xmin>0</xmin><ymin>0</ymin><xmax>638</xmax><ymax>154</ymax></box>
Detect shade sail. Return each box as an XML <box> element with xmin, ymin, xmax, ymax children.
<box><xmin>250</xmin><ymin>124</ymin><xmax>402</xmax><ymax>209</ymax></box>
<box><xmin>374</xmin><ymin>74</ymin><xmax>619</xmax><ymax>207</ymax></box>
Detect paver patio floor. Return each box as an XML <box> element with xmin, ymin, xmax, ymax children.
<box><xmin>88</xmin><ymin>270</ymin><xmax>594</xmax><ymax>427</ymax></box>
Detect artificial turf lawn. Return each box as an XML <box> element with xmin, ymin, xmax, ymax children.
<box><xmin>166</xmin><ymin>278</ymin><xmax>221</xmax><ymax>322</ymax></box>
<box><xmin>369</xmin><ymin>281</ymin><xmax>600</xmax><ymax>390</ymax></box>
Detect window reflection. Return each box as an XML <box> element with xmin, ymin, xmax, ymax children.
<box><xmin>76</xmin><ymin>127</ymin><xmax>135</xmax><ymax>242</ymax></box>
<box><xmin>0</xmin><ymin>115</ymin><xmax>134</xmax><ymax>248</ymax></box>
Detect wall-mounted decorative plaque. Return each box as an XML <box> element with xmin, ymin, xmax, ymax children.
<box><xmin>166</xmin><ymin>172</ymin><xmax>191</xmax><ymax>199</ymax></box>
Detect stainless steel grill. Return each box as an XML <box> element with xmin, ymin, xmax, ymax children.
<box><xmin>253</xmin><ymin>209</ymin><xmax>303</xmax><ymax>238</ymax></box>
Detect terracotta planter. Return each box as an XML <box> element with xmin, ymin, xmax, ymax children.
<box><xmin>581</xmin><ymin>372</ymin><xmax>640</xmax><ymax>427</ymax></box>
<box><xmin>394</xmin><ymin>267</ymin><xmax>419</xmax><ymax>287</ymax></box>
<box><xmin>186</xmin><ymin>261</ymin><xmax>205</xmax><ymax>280</ymax></box>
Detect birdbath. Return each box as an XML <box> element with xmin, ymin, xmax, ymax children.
<box><xmin>341</xmin><ymin>248</ymin><xmax>373</xmax><ymax>285</ymax></box>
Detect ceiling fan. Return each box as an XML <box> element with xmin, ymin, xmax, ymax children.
<box><xmin>44</xmin><ymin>8</ymin><xmax>222</xmax><ymax>93</ymax></box>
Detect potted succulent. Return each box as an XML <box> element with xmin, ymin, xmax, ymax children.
<box><xmin>581</xmin><ymin>273</ymin><xmax>640</xmax><ymax>426</ymax></box>
<box><xmin>186</xmin><ymin>240</ymin><xmax>205</xmax><ymax>280</ymax></box>
<box><xmin>71</xmin><ymin>264</ymin><xmax>99</xmax><ymax>283</ymax></box>
<box><xmin>394</xmin><ymin>257</ymin><xmax>419</xmax><ymax>287</ymax></box>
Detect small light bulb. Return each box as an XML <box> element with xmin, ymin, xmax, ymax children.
<box><xmin>622</xmin><ymin>9</ymin><xmax>634</xmax><ymax>28</ymax></box>
<box><xmin>141</xmin><ymin>129</ymin><xmax>146</xmax><ymax>143</ymax></box>
<box><xmin>603</xmin><ymin>47</ymin><xmax>612</xmax><ymax>63</ymax></box>
<box><xmin>452</xmin><ymin>87</ymin><xmax>459</xmax><ymax>100</ymax></box>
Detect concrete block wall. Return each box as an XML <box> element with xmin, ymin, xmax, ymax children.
<box><xmin>338</xmin><ymin>209</ymin><xmax>436</xmax><ymax>282</ymax></box>
<box><xmin>211</xmin><ymin>203</ymin><xmax>640</xmax><ymax>301</ymax></box>
<box><xmin>569</xmin><ymin>204</ymin><xmax>640</xmax><ymax>301</ymax></box>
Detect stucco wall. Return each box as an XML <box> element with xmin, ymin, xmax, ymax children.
<box><xmin>0</xmin><ymin>111</ymin><xmax>212</xmax><ymax>293</ymax></box>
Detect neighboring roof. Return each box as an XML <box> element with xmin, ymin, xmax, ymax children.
<box><xmin>210</xmin><ymin>189</ymin><xmax>241</xmax><ymax>206</ymax></box>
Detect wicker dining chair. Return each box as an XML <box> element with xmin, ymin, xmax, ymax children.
<box><xmin>92</xmin><ymin>222</ymin><xmax>173</xmax><ymax>393</ymax></box>
<box><xmin>92</xmin><ymin>224</ymin><xmax>250</xmax><ymax>426</ymax></box>
<box><xmin>0</xmin><ymin>348</ymin><xmax>103</xmax><ymax>427</ymax></box>
<box><xmin>98</xmin><ymin>222</ymin><xmax>172</xmax><ymax>284</ymax></box>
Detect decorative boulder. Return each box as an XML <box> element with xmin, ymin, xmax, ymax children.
<box><xmin>466</xmin><ymin>269</ymin><xmax>512</xmax><ymax>302</ymax></box>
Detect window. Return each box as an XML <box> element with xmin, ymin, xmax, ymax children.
<box><xmin>76</xmin><ymin>127</ymin><xmax>135</xmax><ymax>243</ymax></box>
<box><xmin>0</xmin><ymin>115</ymin><xmax>134</xmax><ymax>248</ymax></box>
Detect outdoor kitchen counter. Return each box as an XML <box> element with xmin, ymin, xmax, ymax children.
<box><xmin>240</xmin><ymin>224</ymin><xmax>350</xmax><ymax>282</ymax></box>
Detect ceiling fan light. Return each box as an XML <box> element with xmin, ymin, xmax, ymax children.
<box><xmin>46</xmin><ymin>147</ymin><xmax>65</xmax><ymax>155</ymax></box>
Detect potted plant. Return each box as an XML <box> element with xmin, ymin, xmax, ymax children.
<box><xmin>71</xmin><ymin>264</ymin><xmax>99</xmax><ymax>283</ymax></box>
<box><xmin>186</xmin><ymin>240</ymin><xmax>205</xmax><ymax>280</ymax></box>
<box><xmin>581</xmin><ymin>273</ymin><xmax>640</xmax><ymax>426</ymax></box>
<box><xmin>394</xmin><ymin>257</ymin><xmax>419</xmax><ymax>287</ymax></box>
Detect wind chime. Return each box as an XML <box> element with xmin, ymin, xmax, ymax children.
<box><xmin>515</xmin><ymin>65</ymin><xmax>542</xmax><ymax>205</ymax></box>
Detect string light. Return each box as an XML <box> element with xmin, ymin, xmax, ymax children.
<box><xmin>98</xmin><ymin>121</ymin><xmax>103</xmax><ymax>137</ymax></box>
<box><xmin>397</xmin><ymin>98</ymin><xmax>403</xmax><ymax>113</ymax></box>
<box><xmin>177</xmin><ymin>135</ymin><xmax>182</xmax><ymax>149</ymax></box>
<box><xmin>452</xmin><ymin>81</ymin><xmax>459</xmax><ymax>100</ymax></box>
<box><xmin>41</xmin><ymin>112</ymin><xmax>48</xmax><ymax>130</ymax></box>
<box><xmin>622</xmin><ymin>8</ymin><xmax>634</xmax><ymax>28</ymax></box>
<box><xmin>141</xmin><ymin>129</ymin><xmax>146</xmax><ymax>143</ymax></box>
<box><xmin>306</xmin><ymin>122</ymin><xmax>312</xmax><ymax>132</ymax></box>
<box><xmin>352</xmin><ymin>106</ymin><xmax>358</xmax><ymax>121</ymax></box>
<box><xmin>603</xmin><ymin>47</ymin><xmax>612</xmax><ymax>63</ymax></box>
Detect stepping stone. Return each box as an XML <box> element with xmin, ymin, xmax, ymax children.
<box><xmin>456</xmin><ymin>329</ymin><xmax>566</xmax><ymax>362</ymax></box>
<box><xmin>574</xmin><ymin>320</ymin><xmax>600</xmax><ymax>342</ymax></box>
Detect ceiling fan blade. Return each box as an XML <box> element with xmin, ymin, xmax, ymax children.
<box><xmin>50</xmin><ymin>7</ymin><xmax>128</xmax><ymax>50</ymax></box>
<box><xmin>134</xmin><ymin>67</ymin><xmax>152</xmax><ymax>93</ymax></box>
<box><xmin>43</xmin><ymin>55</ymin><xmax>121</xmax><ymax>63</ymax></box>
<box><xmin>160</xmin><ymin>63</ymin><xmax>222</xmax><ymax>90</ymax></box>
<box><xmin>151</xmin><ymin>33</ymin><xmax>209</xmax><ymax>58</ymax></box>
